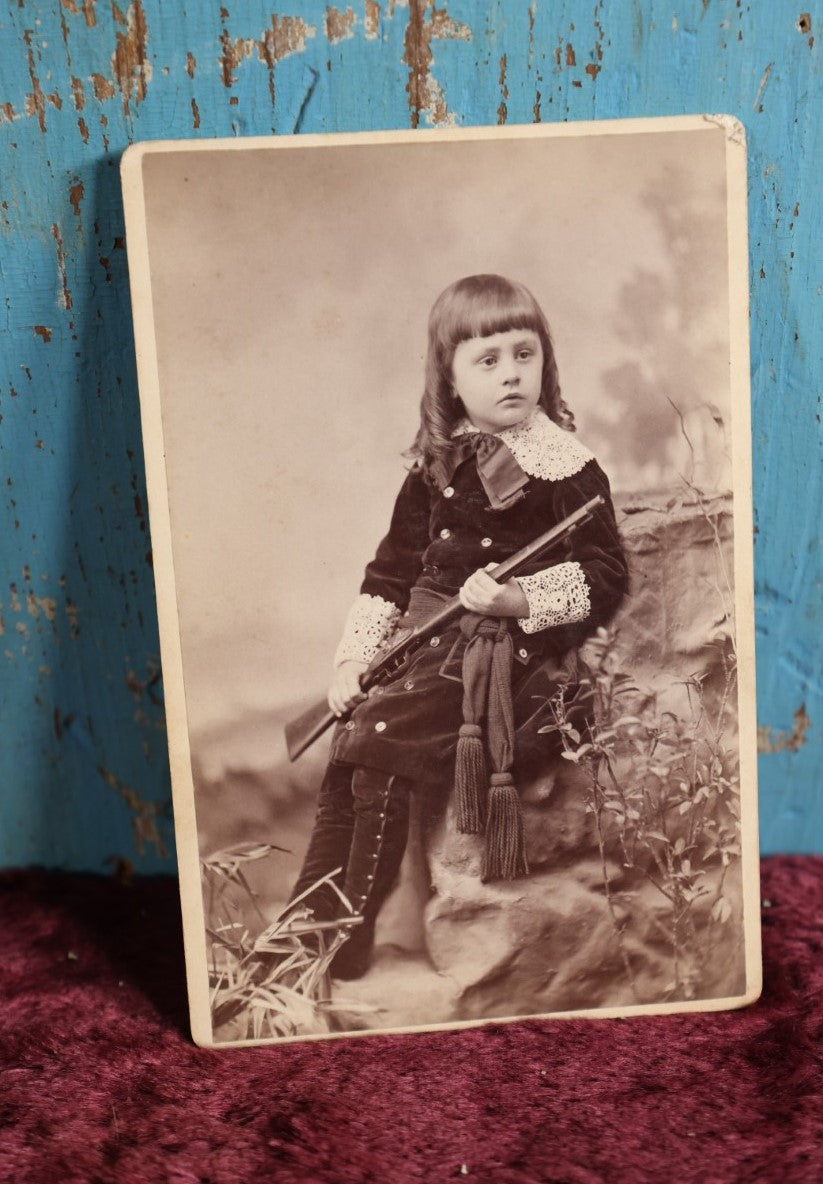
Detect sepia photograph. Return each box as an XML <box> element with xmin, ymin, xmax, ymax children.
<box><xmin>122</xmin><ymin>118</ymin><xmax>760</xmax><ymax>1046</ymax></box>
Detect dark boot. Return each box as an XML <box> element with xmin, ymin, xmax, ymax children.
<box><xmin>330</xmin><ymin>767</ymin><xmax>411</xmax><ymax>980</ymax></box>
<box><xmin>287</xmin><ymin>762</ymin><xmax>356</xmax><ymax>922</ymax></box>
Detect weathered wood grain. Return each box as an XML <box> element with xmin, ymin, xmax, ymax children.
<box><xmin>0</xmin><ymin>1</ymin><xmax>819</xmax><ymax>869</ymax></box>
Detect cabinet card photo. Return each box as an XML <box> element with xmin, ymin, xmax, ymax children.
<box><xmin>122</xmin><ymin>117</ymin><xmax>760</xmax><ymax>1047</ymax></box>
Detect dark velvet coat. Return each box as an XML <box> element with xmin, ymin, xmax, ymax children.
<box><xmin>330</xmin><ymin>415</ymin><xmax>628</xmax><ymax>791</ymax></box>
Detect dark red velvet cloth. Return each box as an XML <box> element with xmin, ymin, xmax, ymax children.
<box><xmin>1</xmin><ymin>858</ymin><xmax>821</xmax><ymax>1183</ymax></box>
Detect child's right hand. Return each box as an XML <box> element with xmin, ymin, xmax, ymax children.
<box><xmin>328</xmin><ymin>660</ymin><xmax>369</xmax><ymax>717</ymax></box>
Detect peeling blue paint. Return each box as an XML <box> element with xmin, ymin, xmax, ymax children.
<box><xmin>1</xmin><ymin>0</ymin><xmax>820</xmax><ymax>867</ymax></box>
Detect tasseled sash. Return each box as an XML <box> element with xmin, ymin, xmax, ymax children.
<box><xmin>454</xmin><ymin>614</ymin><xmax>529</xmax><ymax>882</ymax></box>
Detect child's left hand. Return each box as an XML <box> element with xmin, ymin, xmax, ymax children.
<box><xmin>459</xmin><ymin>566</ymin><xmax>529</xmax><ymax>618</ymax></box>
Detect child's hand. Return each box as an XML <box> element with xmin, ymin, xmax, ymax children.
<box><xmin>328</xmin><ymin>660</ymin><xmax>369</xmax><ymax>717</ymax></box>
<box><xmin>459</xmin><ymin>567</ymin><xmax>529</xmax><ymax>618</ymax></box>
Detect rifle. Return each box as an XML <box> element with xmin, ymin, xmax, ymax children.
<box><xmin>285</xmin><ymin>494</ymin><xmax>605</xmax><ymax>761</ymax></box>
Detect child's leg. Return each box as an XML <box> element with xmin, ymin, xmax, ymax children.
<box><xmin>287</xmin><ymin>761</ymin><xmax>357</xmax><ymax>921</ymax></box>
<box><xmin>331</xmin><ymin>765</ymin><xmax>412</xmax><ymax>979</ymax></box>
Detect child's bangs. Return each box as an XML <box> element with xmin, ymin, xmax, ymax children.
<box><xmin>441</xmin><ymin>286</ymin><xmax>545</xmax><ymax>351</ymax></box>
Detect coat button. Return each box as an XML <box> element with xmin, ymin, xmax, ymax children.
<box><xmin>374</xmin><ymin>721</ymin><xmax>387</xmax><ymax>732</ymax></box>
<box><xmin>443</xmin><ymin>486</ymin><xmax>455</xmax><ymax>498</ymax></box>
<box><xmin>404</xmin><ymin>680</ymin><xmax>414</xmax><ymax>690</ymax></box>
<box><xmin>518</xmin><ymin>648</ymin><xmax>528</xmax><ymax>659</ymax></box>
<box><xmin>481</xmin><ymin>537</ymin><xmax>493</xmax><ymax>548</ymax></box>
<box><xmin>429</xmin><ymin>636</ymin><xmax>440</xmax><ymax>648</ymax></box>
<box><xmin>345</xmin><ymin>720</ymin><xmax>356</xmax><ymax>731</ymax></box>
<box><xmin>439</xmin><ymin>528</ymin><xmax>451</xmax><ymax>540</ymax></box>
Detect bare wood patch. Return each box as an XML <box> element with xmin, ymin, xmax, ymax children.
<box><xmin>403</xmin><ymin>0</ymin><xmax>471</xmax><ymax>128</ymax></box>
<box><xmin>51</xmin><ymin>223</ymin><xmax>73</xmax><ymax>310</ymax></box>
<box><xmin>258</xmin><ymin>14</ymin><xmax>316</xmax><ymax>67</ymax></box>
<box><xmin>325</xmin><ymin>6</ymin><xmax>357</xmax><ymax>44</ymax></box>
<box><xmin>23</xmin><ymin>29</ymin><xmax>46</xmax><ymax>133</ymax></box>
<box><xmin>91</xmin><ymin>72</ymin><xmax>116</xmax><ymax>100</ymax></box>
<box><xmin>752</xmin><ymin>62</ymin><xmax>772</xmax><ymax>111</ymax></box>
<box><xmin>257</xmin><ymin>14</ymin><xmax>317</xmax><ymax>109</ymax></box>
<box><xmin>364</xmin><ymin>0</ymin><xmax>380</xmax><ymax>40</ymax></box>
<box><xmin>26</xmin><ymin>592</ymin><xmax>58</xmax><ymax>622</ymax></box>
<box><xmin>69</xmin><ymin>179</ymin><xmax>84</xmax><ymax>219</ymax></box>
<box><xmin>60</xmin><ymin>0</ymin><xmax>97</xmax><ymax>28</ymax></box>
<box><xmin>220</xmin><ymin>29</ymin><xmax>253</xmax><ymax>88</ymax></box>
<box><xmin>97</xmin><ymin>763</ymin><xmax>169</xmax><ymax>858</ymax></box>
<box><xmin>65</xmin><ymin>599</ymin><xmax>79</xmax><ymax>637</ymax></box>
<box><xmin>758</xmin><ymin>705</ymin><xmax>811</xmax><ymax>754</ymax></box>
<box><xmin>112</xmin><ymin>0</ymin><xmax>151</xmax><ymax>115</ymax></box>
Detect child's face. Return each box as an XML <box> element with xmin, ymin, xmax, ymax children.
<box><xmin>451</xmin><ymin>328</ymin><xmax>543</xmax><ymax>434</ymax></box>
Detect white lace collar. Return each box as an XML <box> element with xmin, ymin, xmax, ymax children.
<box><xmin>452</xmin><ymin>409</ymin><xmax>593</xmax><ymax>482</ymax></box>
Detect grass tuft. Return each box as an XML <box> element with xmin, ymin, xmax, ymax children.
<box><xmin>201</xmin><ymin>844</ymin><xmax>379</xmax><ymax>1041</ymax></box>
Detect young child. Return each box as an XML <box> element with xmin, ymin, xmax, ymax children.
<box><xmin>288</xmin><ymin>274</ymin><xmax>628</xmax><ymax>980</ymax></box>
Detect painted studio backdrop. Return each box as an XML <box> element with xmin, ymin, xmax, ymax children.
<box><xmin>132</xmin><ymin>124</ymin><xmax>753</xmax><ymax>1040</ymax></box>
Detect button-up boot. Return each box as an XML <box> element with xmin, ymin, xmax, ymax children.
<box><xmin>287</xmin><ymin>761</ymin><xmax>357</xmax><ymax>922</ymax></box>
<box><xmin>330</xmin><ymin>766</ymin><xmax>411</xmax><ymax>980</ymax></box>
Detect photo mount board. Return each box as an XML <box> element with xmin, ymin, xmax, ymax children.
<box><xmin>122</xmin><ymin>116</ymin><xmax>761</xmax><ymax>1048</ymax></box>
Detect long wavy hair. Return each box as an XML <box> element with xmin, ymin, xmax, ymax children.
<box><xmin>408</xmin><ymin>275</ymin><xmax>575</xmax><ymax>488</ymax></box>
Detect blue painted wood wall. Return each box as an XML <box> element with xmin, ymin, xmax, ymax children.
<box><xmin>1</xmin><ymin>1</ymin><xmax>819</xmax><ymax>871</ymax></box>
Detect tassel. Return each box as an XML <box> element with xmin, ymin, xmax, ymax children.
<box><xmin>454</xmin><ymin>723</ymin><xmax>486</xmax><ymax>833</ymax></box>
<box><xmin>482</xmin><ymin>773</ymin><xmax>529</xmax><ymax>882</ymax></box>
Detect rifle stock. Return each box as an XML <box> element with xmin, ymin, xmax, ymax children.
<box><xmin>284</xmin><ymin>494</ymin><xmax>604</xmax><ymax>762</ymax></box>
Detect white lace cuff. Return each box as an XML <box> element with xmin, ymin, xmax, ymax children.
<box><xmin>333</xmin><ymin>593</ymin><xmax>401</xmax><ymax>667</ymax></box>
<box><xmin>515</xmin><ymin>562</ymin><xmax>591</xmax><ymax>633</ymax></box>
